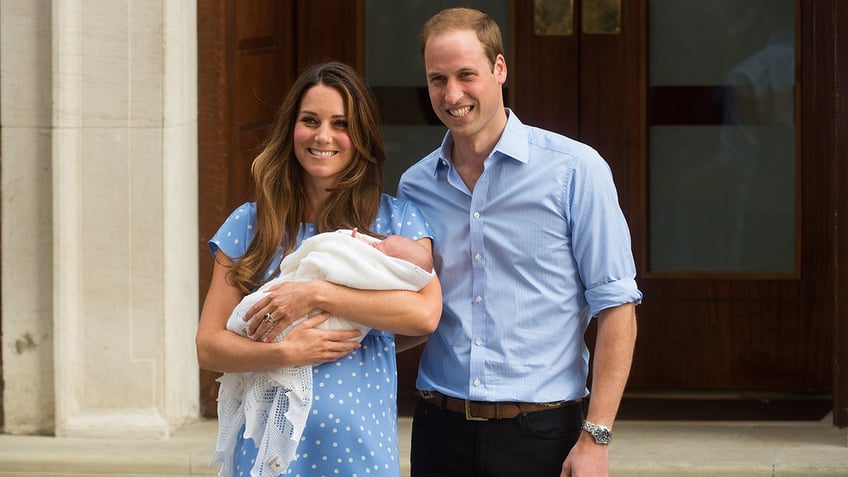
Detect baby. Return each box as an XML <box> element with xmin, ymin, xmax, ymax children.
<box><xmin>226</xmin><ymin>229</ymin><xmax>432</xmax><ymax>340</ymax></box>
<box><xmin>354</xmin><ymin>228</ymin><xmax>433</xmax><ymax>271</ymax></box>
<box><xmin>212</xmin><ymin>229</ymin><xmax>434</xmax><ymax>477</ymax></box>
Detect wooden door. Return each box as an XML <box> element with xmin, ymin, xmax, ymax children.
<box><xmin>198</xmin><ymin>0</ymin><xmax>847</xmax><ymax>423</ymax></box>
<box><xmin>197</xmin><ymin>0</ymin><xmax>364</xmax><ymax>417</ymax></box>
<box><xmin>509</xmin><ymin>0</ymin><xmax>835</xmax><ymax>399</ymax></box>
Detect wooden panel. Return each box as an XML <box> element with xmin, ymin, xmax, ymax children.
<box><xmin>578</xmin><ymin>0</ymin><xmax>632</xmax><ymax>209</ymax></box>
<box><xmin>630</xmin><ymin>280</ymin><xmax>829</xmax><ymax>389</ymax></box>
<box><xmin>197</xmin><ymin>0</ymin><xmax>366</xmax><ymax>418</ymax></box>
<box><xmin>622</xmin><ymin>0</ymin><xmax>648</xmax><ymax>284</ymax></box>
<box><xmin>296</xmin><ymin>0</ymin><xmax>365</xmax><ymax>72</ymax></box>
<box><xmin>508</xmin><ymin>0</ymin><xmax>579</xmax><ymax>137</ymax></box>
<box><xmin>834</xmin><ymin>0</ymin><xmax>848</xmax><ymax>428</ymax></box>
<box><xmin>232</xmin><ymin>0</ymin><xmax>296</xmax><ymax>203</ymax></box>
<box><xmin>800</xmin><ymin>0</ymin><xmax>848</xmax><ymax>425</ymax></box>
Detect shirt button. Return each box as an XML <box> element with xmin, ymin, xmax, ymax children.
<box><xmin>474</xmin><ymin>337</ymin><xmax>482</xmax><ymax>346</ymax></box>
<box><xmin>475</xmin><ymin>296</ymin><xmax>482</xmax><ymax>303</ymax></box>
<box><xmin>473</xmin><ymin>378</ymin><xmax>481</xmax><ymax>387</ymax></box>
<box><xmin>473</xmin><ymin>211</ymin><xmax>480</xmax><ymax>219</ymax></box>
<box><xmin>474</xmin><ymin>253</ymin><xmax>482</xmax><ymax>261</ymax></box>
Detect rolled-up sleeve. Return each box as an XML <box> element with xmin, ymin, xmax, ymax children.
<box><xmin>567</xmin><ymin>151</ymin><xmax>642</xmax><ymax>316</ymax></box>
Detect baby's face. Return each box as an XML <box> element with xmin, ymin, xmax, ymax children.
<box><xmin>375</xmin><ymin>236</ymin><xmax>407</xmax><ymax>258</ymax></box>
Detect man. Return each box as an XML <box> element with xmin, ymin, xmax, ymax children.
<box><xmin>397</xmin><ymin>7</ymin><xmax>642</xmax><ymax>477</ymax></box>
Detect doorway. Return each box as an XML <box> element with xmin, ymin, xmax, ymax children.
<box><xmin>196</xmin><ymin>0</ymin><xmax>844</xmax><ymax>422</ymax></box>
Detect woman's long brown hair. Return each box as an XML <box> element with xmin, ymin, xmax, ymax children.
<box><xmin>228</xmin><ymin>62</ymin><xmax>386</xmax><ymax>294</ymax></box>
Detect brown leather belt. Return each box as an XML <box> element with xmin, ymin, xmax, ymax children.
<box><xmin>418</xmin><ymin>390</ymin><xmax>582</xmax><ymax>421</ymax></box>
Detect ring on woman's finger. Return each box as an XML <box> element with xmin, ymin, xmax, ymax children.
<box><xmin>262</xmin><ymin>312</ymin><xmax>275</xmax><ymax>323</ymax></box>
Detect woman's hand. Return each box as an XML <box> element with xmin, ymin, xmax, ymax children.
<box><xmin>244</xmin><ymin>280</ymin><xmax>321</xmax><ymax>341</ymax></box>
<box><xmin>198</xmin><ymin>254</ymin><xmax>360</xmax><ymax>372</ymax></box>
<box><xmin>274</xmin><ymin>312</ymin><xmax>362</xmax><ymax>365</ymax></box>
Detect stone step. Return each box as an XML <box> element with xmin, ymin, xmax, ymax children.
<box><xmin>0</xmin><ymin>417</ymin><xmax>845</xmax><ymax>476</ymax></box>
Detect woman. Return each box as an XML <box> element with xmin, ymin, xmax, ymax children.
<box><xmin>196</xmin><ymin>61</ymin><xmax>442</xmax><ymax>477</ymax></box>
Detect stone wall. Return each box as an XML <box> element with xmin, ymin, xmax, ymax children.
<box><xmin>0</xmin><ymin>0</ymin><xmax>200</xmax><ymax>438</ymax></box>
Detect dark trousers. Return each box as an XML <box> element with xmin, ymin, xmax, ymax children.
<box><xmin>410</xmin><ymin>398</ymin><xmax>584</xmax><ymax>477</ymax></box>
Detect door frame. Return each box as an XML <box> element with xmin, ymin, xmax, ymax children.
<box><xmin>803</xmin><ymin>0</ymin><xmax>848</xmax><ymax>426</ymax></box>
<box><xmin>196</xmin><ymin>0</ymin><xmax>848</xmax><ymax>425</ymax></box>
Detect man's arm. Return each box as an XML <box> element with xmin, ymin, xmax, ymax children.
<box><xmin>562</xmin><ymin>301</ymin><xmax>637</xmax><ymax>476</ymax></box>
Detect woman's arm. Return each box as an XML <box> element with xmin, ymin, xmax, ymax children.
<box><xmin>195</xmin><ymin>253</ymin><xmax>362</xmax><ymax>373</ymax></box>
<box><xmin>246</xmin><ymin>237</ymin><xmax>443</xmax><ymax>341</ymax></box>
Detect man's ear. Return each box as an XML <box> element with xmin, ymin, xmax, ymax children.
<box><xmin>494</xmin><ymin>54</ymin><xmax>508</xmax><ymax>85</ymax></box>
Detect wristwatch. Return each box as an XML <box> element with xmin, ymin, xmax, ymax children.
<box><xmin>581</xmin><ymin>420</ymin><xmax>612</xmax><ymax>444</ymax></box>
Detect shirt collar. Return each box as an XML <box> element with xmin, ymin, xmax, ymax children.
<box><xmin>433</xmin><ymin>108</ymin><xmax>529</xmax><ymax>176</ymax></box>
<box><xmin>496</xmin><ymin>109</ymin><xmax>530</xmax><ymax>165</ymax></box>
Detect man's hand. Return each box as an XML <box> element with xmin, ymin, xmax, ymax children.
<box><xmin>560</xmin><ymin>435</ymin><xmax>609</xmax><ymax>477</ymax></box>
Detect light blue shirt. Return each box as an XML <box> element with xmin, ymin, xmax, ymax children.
<box><xmin>398</xmin><ymin>110</ymin><xmax>642</xmax><ymax>403</ymax></box>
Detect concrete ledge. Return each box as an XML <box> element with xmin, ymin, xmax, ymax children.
<box><xmin>611</xmin><ymin>417</ymin><xmax>848</xmax><ymax>477</ymax></box>
<box><xmin>0</xmin><ymin>419</ymin><xmax>217</xmax><ymax>477</ymax></box>
<box><xmin>0</xmin><ymin>417</ymin><xmax>846</xmax><ymax>476</ymax></box>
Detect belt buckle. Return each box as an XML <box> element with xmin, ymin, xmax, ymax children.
<box><xmin>464</xmin><ymin>400</ymin><xmax>489</xmax><ymax>421</ymax></box>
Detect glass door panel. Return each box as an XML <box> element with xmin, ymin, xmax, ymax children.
<box><xmin>365</xmin><ymin>0</ymin><xmax>509</xmax><ymax>194</ymax></box>
<box><xmin>648</xmin><ymin>0</ymin><xmax>795</xmax><ymax>273</ymax></box>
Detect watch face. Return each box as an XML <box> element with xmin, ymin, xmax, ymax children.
<box><xmin>584</xmin><ymin>421</ymin><xmax>612</xmax><ymax>444</ymax></box>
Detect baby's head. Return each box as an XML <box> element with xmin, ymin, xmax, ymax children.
<box><xmin>374</xmin><ymin>235</ymin><xmax>434</xmax><ymax>272</ymax></box>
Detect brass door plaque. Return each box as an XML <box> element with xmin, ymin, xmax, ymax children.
<box><xmin>534</xmin><ymin>0</ymin><xmax>574</xmax><ymax>36</ymax></box>
<box><xmin>582</xmin><ymin>0</ymin><xmax>621</xmax><ymax>34</ymax></box>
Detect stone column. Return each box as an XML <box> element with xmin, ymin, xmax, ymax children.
<box><xmin>0</xmin><ymin>0</ymin><xmax>55</xmax><ymax>435</ymax></box>
<box><xmin>49</xmin><ymin>0</ymin><xmax>199</xmax><ymax>438</ymax></box>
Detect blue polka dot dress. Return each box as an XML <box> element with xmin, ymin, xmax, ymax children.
<box><xmin>209</xmin><ymin>195</ymin><xmax>434</xmax><ymax>477</ymax></box>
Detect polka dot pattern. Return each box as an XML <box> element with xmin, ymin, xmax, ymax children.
<box><xmin>210</xmin><ymin>194</ymin><xmax>434</xmax><ymax>476</ymax></box>
<box><xmin>232</xmin><ymin>336</ymin><xmax>399</xmax><ymax>476</ymax></box>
